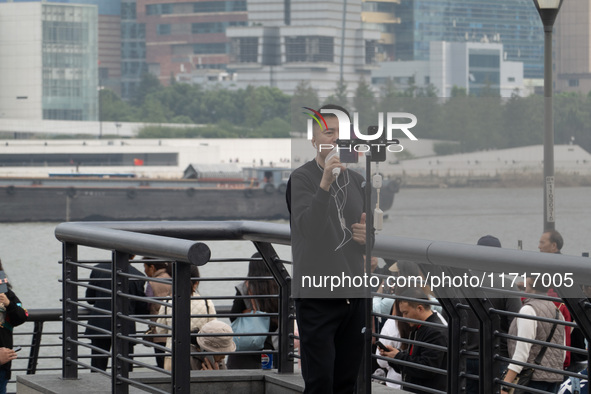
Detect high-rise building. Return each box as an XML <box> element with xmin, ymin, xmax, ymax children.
<box><xmin>0</xmin><ymin>0</ymin><xmax>124</xmax><ymax>95</ymax></box>
<box><xmin>394</xmin><ymin>0</ymin><xmax>544</xmax><ymax>79</ymax></box>
<box><xmin>74</xmin><ymin>0</ymin><xmax>123</xmax><ymax>95</ymax></box>
<box><xmin>361</xmin><ymin>0</ymin><xmax>400</xmax><ymax>61</ymax></box>
<box><xmin>121</xmin><ymin>0</ymin><xmax>147</xmax><ymax>99</ymax></box>
<box><xmin>226</xmin><ymin>0</ymin><xmax>381</xmax><ymax>97</ymax></box>
<box><xmin>555</xmin><ymin>1</ymin><xmax>591</xmax><ymax>94</ymax></box>
<box><xmin>372</xmin><ymin>41</ymin><xmax>525</xmax><ymax>97</ymax></box>
<box><xmin>0</xmin><ymin>2</ymin><xmax>98</xmax><ymax>120</ymax></box>
<box><xmin>135</xmin><ymin>0</ymin><xmax>248</xmax><ymax>85</ymax></box>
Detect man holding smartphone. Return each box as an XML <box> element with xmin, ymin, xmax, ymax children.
<box><xmin>287</xmin><ymin>104</ymin><xmax>371</xmax><ymax>393</ymax></box>
<box><xmin>0</xmin><ymin>348</ymin><xmax>17</xmax><ymax>366</ymax></box>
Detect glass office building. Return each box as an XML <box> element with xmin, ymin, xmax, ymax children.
<box><xmin>395</xmin><ymin>0</ymin><xmax>544</xmax><ymax>79</ymax></box>
<box><xmin>1</xmin><ymin>0</ymin><xmax>143</xmax><ymax>100</ymax></box>
<box><xmin>41</xmin><ymin>3</ymin><xmax>98</xmax><ymax>120</ymax></box>
<box><xmin>0</xmin><ymin>2</ymin><xmax>98</xmax><ymax>120</ymax></box>
<box><xmin>121</xmin><ymin>0</ymin><xmax>146</xmax><ymax>99</ymax></box>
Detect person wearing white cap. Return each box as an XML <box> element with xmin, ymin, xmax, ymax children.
<box><xmin>193</xmin><ymin>321</ymin><xmax>236</xmax><ymax>370</ymax></box>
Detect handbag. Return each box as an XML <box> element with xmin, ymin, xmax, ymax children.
<box><xmin>231</xmin><ymin>299</ymin><xmax>271</xmax><ymax>351</ymax></box>
<box><xmin>503</xmin><ymin>309</ymin><xmax>560</xmax><ymax>394</ymax></box>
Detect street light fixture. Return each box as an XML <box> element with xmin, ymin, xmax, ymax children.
<box><xmin>532</xmin><ymin>0</ymin><xmax>563</xmax><ymax>232</ymax></box>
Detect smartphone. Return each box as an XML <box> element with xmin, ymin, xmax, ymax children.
<box><xmin>375</xmin><ymin>341</ymin><xmax>389</xmax><ymax>351</ymax></box>
<box><xmin>337</xmin><ymin>139</ymin><xmax>359</xmax><ymax>164</ymax></box>
<box><xmin>13</xmin><ymin>346</ymin><xmax>21</xmax><ymax>352</ymax></box>
<box><xmin>368</xmin><ymin>126</ymin><xmax>387</xmax><ymax>162</ymax></box>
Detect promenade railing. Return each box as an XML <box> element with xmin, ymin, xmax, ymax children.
<box><xmin>370</xmin><ymin>235</ymin><xmax>591</xmax><ymax>394</ymax></box>
<box><xmin>54</xmin><ymin>220</ymin><xmax>293</xmax><ymax>394</ymax></box>
<box><xmin>9</xmin><ymin>220</ymin><xmax>591</xmax><ymax>394</ymax></box>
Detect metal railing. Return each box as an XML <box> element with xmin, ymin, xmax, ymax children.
<box><xmin>5</xmin><ymin>220</ymin><xmax>579</xmax><ymax>394</ymax></box>
<box><xmin>370</xmin><ymin>235</ymin><xmax>591</xmax><ymax>394</ymax></box>
<box><xmin>54</xmin><ymin>220</ymin><xmax>294</xmax><ymax>394</ymax></box>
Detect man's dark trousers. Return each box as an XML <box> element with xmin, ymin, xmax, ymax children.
<box><xmin>296</xmin><ymin>298</ymin><xmax>365</xmax><ymax>394</ymax></box>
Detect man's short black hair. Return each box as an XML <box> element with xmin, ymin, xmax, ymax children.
<box><xmin>545</xmin><ymin>230</ymin><xmax>563</xmax><ymax>251</ymax></box>
<box><xmin>397</xmin><ymin>287</ymin><xmax>432</xmax><ymax>310</ymax></box>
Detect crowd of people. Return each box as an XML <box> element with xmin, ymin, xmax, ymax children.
<box><xmin>286</xmin><ymin>103</ymin><xmax>587</xmax><ymax>394</ymax></box>
<box><xmin>9</xmin><ymin>102</ymin><xmax>588</xmax><ymax>392</ymax></box>
<box><xmin>370</xmin><ymin>230</ymin><xmax>585</xmax><ymax>394</ymax></box>
<box><xmin>82</xmin><ymin>253</ymin><xmax>279</xmax><ymax>373</ymax></box>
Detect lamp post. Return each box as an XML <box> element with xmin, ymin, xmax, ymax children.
<box><xmin>98</xmin><ymin>80</ymin><xmax>103</xmax><ymax>140</ymax></box>
<box><xmin>533</xmin><ymin>0</ymin><xmax>563</xmax><ymax>232</ymax></box>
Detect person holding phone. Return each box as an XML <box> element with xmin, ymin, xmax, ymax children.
<box><xmin>191</xmin><ymin>320</ymin><xmax>236</xmax><ymax>370</ymax></box>
<box><xmin>0</xmin><ymin>259</ymin><xmax>28</xmax><ymax>394</ymax></box>
<box><xmin>0</xmin><ymin>348</ymin><xmax>17</xmax><ymax>366</ymax></box>
<box><xmin>378</xmin><ymin>288</ymin><xmax>448</xmax><ymax>393</ymax></box>
<box><xmin>287</xmin><ymin>104</ymin><xmax>372</xmax><ymax>393</ymax></box>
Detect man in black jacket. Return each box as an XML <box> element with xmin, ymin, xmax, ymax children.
<box><xmin>287</xmin><ymin>104</ymin><xmax>371</xmax><ymax>393</ymax></box>
<box><xmin>85</xmin><ymin>261</ymin><xmax>148</xmax><ymax>371</ymax></box>
<box><xmin>379</xmin><ymin>288</ymin><xmax>447</xmax><ymax>394</ymax></box>
<box><xmin>463</xmin><ymin>235</ymin><xmax>522</xmax><ymax>393</ymax></box>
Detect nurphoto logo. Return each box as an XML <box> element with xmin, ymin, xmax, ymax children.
<box><xmin>303</xmin><ymin>107</ymin><xmax>418</xmax><ymax>153</ymax></box>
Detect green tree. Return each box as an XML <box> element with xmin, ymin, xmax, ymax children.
<box><xmin>380</xmin><ymin>78</ymin><xmax>397</xmax><ymax>102</ymax></box>
<box><xmin>138</xmin><ymin>96</ymin><xmax>171</xmax><ymax>123</ymax></box>
<box><xmin>243</xmin><ymin>86</ymin><xmax>263</xmax><ymax>128</ymax></box>
<box><xmin>291</xmin><ymin>81</ymin><xmax>320</xmax><ymax>134</ymax></box>
<box><xmin>417</xmin><ymin>83</ymin><xmax>438</xmax><ymax>97</ymax></box>
<box><xmin>255</xmin><ymin>86</ymin><xmax>291</xmax><ymax>122</ymax></box>
<box><xmin>99</xmin><ymin>89</ymin><xmax>137</xmax><ymax>122</ymax></box>
<box><xmin>324</xmin><ymin>80</ymin><xmax>349</xmax><ymax>109</ymax></box>
<box><xmin>353</xmin><ymin>77</ymin><xmax>377</xmax><ymax>132</ymax></box>
<box><xmin>501</xmin><ymin>94</ymin><xmax>543</xmax><ymax>149</ymax></box>
<box><xmin>451</xmin><ymin>86</ymin><xmax>467</xmax><ymax>97</ymax></box>
<box><xmin>132</xmin><ymin>73</ymin><xmax>163</xmax><ymax>107</ymax></box>
<box><xmin>252</xmin><ymin>117</ymin><xmax>291</xmax><ymax>138</ymax></box>
<box><xmin>554</xmin><ymin>92</ymin><xmax>591</xmax><ymax>151</ymax></box>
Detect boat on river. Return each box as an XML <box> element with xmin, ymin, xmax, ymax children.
<box><xmin>0</xmin><ymin>165</ymin><xmax>400</xmax><ymax>222</ymax></box>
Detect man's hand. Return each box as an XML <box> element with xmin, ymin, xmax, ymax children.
<box><xmin>352</xmin><ymin>213</ymin><xmax>366</xmax><ymax>245</ymax></box>
<box><xmin>0</xmin><ymin>348</ymin><xmax>17</xmax><ymax>365</ymax></box>
<box><xmin>200</xmin><ymin>357</ymin><xmax>220</xmax><ymax>370</ymax></box>
<box><xmin>378</xmin><ymin>344</ymin><xmax>399</xmax><ymax>358</ymax></box>
<box><xmin>319</xmin><ymin>151</ymin><xmax>345</xmax><ymax>191</ymax></box>
<box><xmin>501</xmin><ymin>369</ymin><xmax>517</xmax><ymax>393</ymax></box>
<box><xmin>0</xmin><ymin>293</ymin><xmax>10</xmax><ymax>307</ymax></box>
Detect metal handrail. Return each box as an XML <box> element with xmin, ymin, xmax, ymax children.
<box><xmin>56</xmin><ymin>221</ymin><xmax>294</xmax><ymax>394</ymax></box>
<box><xmin>50</xmin><ymin>220</ymin><xmax>591</xmax><ymax>394</ymax></box>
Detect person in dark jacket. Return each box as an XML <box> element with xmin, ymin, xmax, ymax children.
<box><xmin>0</xmin><ymin>259</ymin><xmax>28</xmax><ymax>394</ymax></box>
<box><xmin>464</xmin><ymin>235</ymin><xmax>522</xmax><ymax>394</ymax></box>
<box><xmin>379</xmin><ymin>288</ymin><xmax>447</xmax><ymax>394</ymax></box>
<box><xmin>286</xmin><ymin>104</ymin><xmax>371</xmax><ymax>393</ymax></box>
<box><xmin>85</xmin><ymin>261</ymin><xmax>148</xmax><ymax>371</ymax></box>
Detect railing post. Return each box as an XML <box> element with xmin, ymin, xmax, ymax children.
<box><xmin>421</xmin><ymin>265</ymin><xmax>463</xmax><ymax>394</ymax></box>
<box><xmin>62</xmin><ymin>241</ymin><xmax>78</xmax><ymax>379</ymax></box>
<box><xmin>559</xmin><ymin>254</ymin><xmax>591</xmax><ymax>372</ymax></box>
<box><xmin>462</xmin><ymin>286</ymin><xmax>502</xmax><ymax>394</ymax></box>
<box><xmin>254</xmin><ymin>242</ymin><xmax>294</xmax><ymax>373</ymax></box>
<box><xmin>112</xmin><ymin>251</ymin><xmax>130</xmax><ymax>394</ymax></box>
<box><xmin>558</xmin><ymin>294</ymin><xmax>591</xmax><ymax>368</ymax></box>
<box><xmin>172</xmin><ymin>261</ymin><xmax>192</xmax><ymax>394</ymax></box>
<box><xmin>27</xmin><ymin>321</ymin><xmax>44</xmax><ymax>374</ymax></box>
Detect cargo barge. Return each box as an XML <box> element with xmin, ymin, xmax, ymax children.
<box><xmin>0</xmin><ymin>166</ymin><xmax>399</xmax><ymax>222</ymax></box>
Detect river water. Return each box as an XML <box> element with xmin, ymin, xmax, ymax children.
<box><xmin>2</xmin><ymin>186</ymin><xmax>590</xmax><ymax>309</ymax></box>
